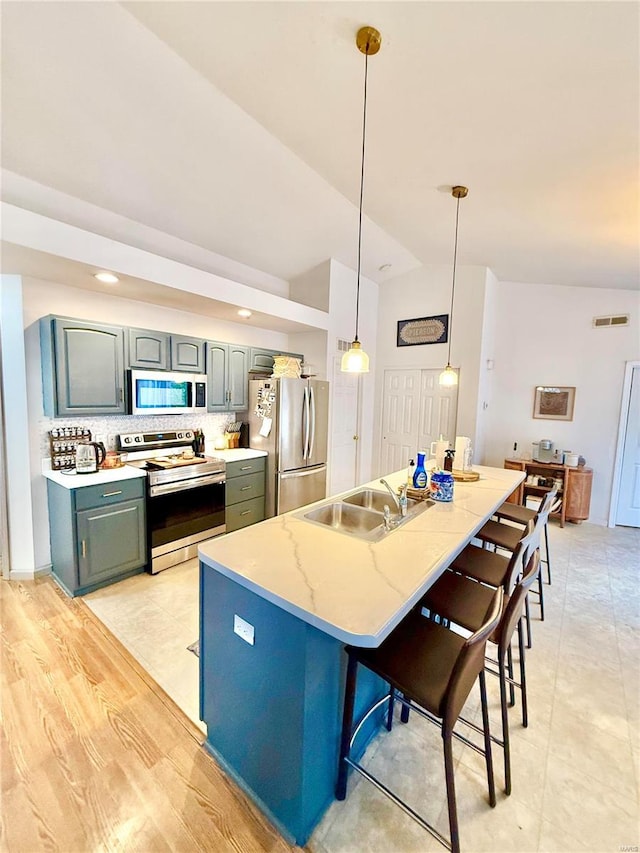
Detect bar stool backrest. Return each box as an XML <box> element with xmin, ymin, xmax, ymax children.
<box><xmin>498</xmin><ymin>549</ymin><xmax>541</xmax><ymax>658</ymax></box>
<box><xmin>529</xmin><ymin>487</ymin><xmax>557</xmax><ymax>555</ymax></box>
<box><xmin>443</xmin><ymin>588</ymin><xmax>503</xmax><ymax>730</ymax></box>
<box><xmin>504</xmin><ymin>519</ymin><xmax>536</xmax><ymax>594</ymax></box>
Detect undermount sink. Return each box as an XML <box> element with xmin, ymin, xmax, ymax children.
<box><xmin>298</xmin><ymin>488</ymin><xmax>433</xmax><ymax>542</ymax></box>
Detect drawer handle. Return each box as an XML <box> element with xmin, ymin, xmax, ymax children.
<box><xmin>81</xmin><ymin>540</ymin><xmax>86</xmax><ymax>558</ymax></box>
<box><xmin>102</xmin><ymin>490</ymin><xmax>123</xmax><ymax>497</ymax></box>
<box><xmin>240</xmin><ymin>466</ymin><xmax>253</xmax><ymax>471</ymax></box>
<box><xmin>240</xmin><ymin>486</ymin><xmax>252</xmax><ymax>491</ymax></box>
<box><xmin>240</xmin><ymin>510</ymin><xmax>252</xmax><ymax>516</ymax></box>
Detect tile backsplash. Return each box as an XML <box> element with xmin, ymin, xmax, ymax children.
<box><xmin>39</xmin><ymin>412</ymin><xmax>245</xmax><ymax>459</ymax></box>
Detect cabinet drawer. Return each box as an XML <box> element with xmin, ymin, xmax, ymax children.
<box><xmin>226</xmin><ymin>457</ymin><xmax>266</xmax><ymax>479</ymax></box>
<box><xmin>226</xmin><ymin>472</ymin><xmax>265</xmax><ymax>506</ymax></box>
<box><xmin>75</xmin><ymin>478</ymin><xmax>145</xmax><ymax>511</ymax></box>
<box><xmin>225</xmin><ymin>496</ymin><xmax>265</xmax><ymax>532</ymax></box>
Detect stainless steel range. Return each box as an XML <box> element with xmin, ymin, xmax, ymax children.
<box><xmin>118</xmin><ymin>430</ymin><xmax>225</xmax><ymax>574</ymax></box>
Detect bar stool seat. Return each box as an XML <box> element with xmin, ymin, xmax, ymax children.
<box><xmin>450</xmin><ymin>546</ymin><xmax>509</xmax><ymax>587</ymax></box>
<box><xmin>494</xmin><ymin>500</ymin><xmax>553</xmax><ymax>586</ymax></box>
<box><xmin>475</xmin><ymin>518</ymin><xmax>523</xmax><ymax>553</ymax></box>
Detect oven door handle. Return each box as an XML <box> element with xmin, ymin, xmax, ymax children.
<box><xmin>149</xmin><ymin>474</ymin><xmax>226</xmax><ymax>497</ymax></box>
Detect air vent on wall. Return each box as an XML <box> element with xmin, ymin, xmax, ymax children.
<box><xmin>337</xmin><ymin>338</ymin><xmax>351</xmax><ymax>353</ymax></box>
<box><xmin>592</xmin><ymin>314</ymin><xmax>630</xmax><ymax>328</ymax></box>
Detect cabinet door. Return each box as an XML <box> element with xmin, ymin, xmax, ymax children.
<box><xmin>206</xmin><ymin>342</ymin><xmax>229</xmax><ymax>412</ymax></box>
<box><xmin>249</xmin><ymin>347</ymin><xmax>277</xmax><ymax>373</ymax></box>
<box><xmin>228</xmin><ymin>345</ymin><xmax>249</xmax><ymax>411</ymax></box>
<box><xmin>77</xmin><ymin>498</ymin><xmax>146</xmax><ymax>586</ymax></box>
<box><xmin>171</xmin><ymin>335</ymin><xmax>205</xmax><ymax>373</ymax></box>
<box><xmin>128</xmin><ymin>328</ymin><xmax>170</xmax><ymax>370</ymax></box>
<box><xmin>52</xmin><ymin>319</ymin><xmax>126</xmax><ymax>415</ymax></box>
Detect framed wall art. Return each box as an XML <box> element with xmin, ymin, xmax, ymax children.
<box><xmin>533</xmin><ymin>385</ymin><xmax>576</xmax><ymax>421</ymax></box>
<box><xmin>397</xmin><ymin>314</ymin><xmax>448</xmax><ymax>347</ymax></box>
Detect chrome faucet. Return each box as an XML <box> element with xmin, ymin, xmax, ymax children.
<box><xmin>380</xmin><ymin>479</ymin><xmax>407</xmax><ymax>519</ymax></box>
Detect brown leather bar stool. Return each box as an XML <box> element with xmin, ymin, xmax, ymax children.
<box><xmin>336</xmin><ymin>589</ymin><xmax>502</xmax><ymax>853</ymax></box>
<box><xmin>419</xmin><ymin>548</ymin><xmax>541</xmax><ymax>797</ymax></box>
<box><xmin>494</xmin><ymin>491</ymin><xmax>554</xmax><ymax>585</ymax></box>
<box><xmin>473</xmin><ymin>490</ymin><xmax>556</xmax><ymax>640</ymax></box>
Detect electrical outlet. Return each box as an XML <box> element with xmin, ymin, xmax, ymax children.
<box><xmin>107</xmin><ymin>434</ymin><xmax>117</xmax><ymax>450</ymax></box>
<box><xmin>233</xmin><ymin>615</ymin><xmax>255</xmax><ymax>646</ymax></box>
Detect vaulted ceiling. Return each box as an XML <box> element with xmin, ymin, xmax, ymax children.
<box><xmin>1</xmin><ymin>1</ymin><xmax>638</xmax><ymax>292</ymax></box>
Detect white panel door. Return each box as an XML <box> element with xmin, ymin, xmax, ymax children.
<box><xmin>380</xmin><ymin>370</ymin><xmax>421</xmax><ymax>474</ymax></box>
<box><xmin>616</xmin><ymin>366</ymin><xmax>640</xmax><ymax>527</ymax></box>
<box><xmin>330</xmin><ymin>357</ymin><xmax>360</xmax><ymax>496</ymax></box>
<box><xmin>417</xmin><ymin>370</ymin><xmax>459</xmax><ymax>456</ymax></box>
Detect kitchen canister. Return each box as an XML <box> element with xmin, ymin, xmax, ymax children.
<box><xmin>565</xmin><ymin>453</ymin><xmax>579</xmax><ymax>467</ymax></box>
<box><xmin>430</xmin><ymin>469</ymin><xmax>454</xmax><ymax>502</ymax></box>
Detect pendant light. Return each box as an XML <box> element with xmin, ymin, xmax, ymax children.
<box><xmin>341</xmin><ymin>26</ymin><xmax>381</xmax><ymax>374</ymax></box>
<box><xmin>439</xmin><ymin>185</ymin><xmax>469</xmax><ymax>387</ymax></box>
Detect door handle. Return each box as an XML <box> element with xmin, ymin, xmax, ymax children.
<box><xmin>302</xmin><ymin>386</ymin><xmax>310</xmax><ymax>460</ymax></box>
<box><xmin>309</xmin><ymin>386</ymin><xmax>316</xmax><ymax>459</ymax></box>
<box><xmin>81</xmin><ymin>540</ymin><xmax>86</xmax><ymax>558</ymax></box>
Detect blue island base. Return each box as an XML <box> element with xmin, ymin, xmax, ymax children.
<box><xmin>199</xmin><ymin>561</ymin><xmax>386</xmax><ymax>845</ymax></box>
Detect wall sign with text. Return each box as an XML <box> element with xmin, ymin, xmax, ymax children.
<box><xmin>397</xmin><ymin>315</ymin><xmax>449</xmax><ymax>347</ymax></box>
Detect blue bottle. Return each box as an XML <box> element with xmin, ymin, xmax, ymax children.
<box><xmin>413</xmin><ymin>452</ymin><xmax>428</xmax><ymax>489</ymax></box>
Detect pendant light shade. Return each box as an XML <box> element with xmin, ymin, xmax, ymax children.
<box><xmin>341</xmin><ymin>26</ymin><xmax>381</xmax><ymax>374</ymax></box>
<box><xmin>341</xmin><ymin>340</ymin><xmax>370</xmax><ymax>373</ymax></box>
<box><xmin>439</xmin><ymin>185</ymin><xmax>468</xmax><ymax>388</ymax></box>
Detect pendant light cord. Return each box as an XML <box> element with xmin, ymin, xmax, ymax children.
<box><xmin>354</xmin><ymin>52</ymin><xmax>369</xmax><ymax>344</ymax></box>
<box><xmin>446</xmin><ymin>193</ymin><xmax>461</xmax><ymax>366</ymax></box>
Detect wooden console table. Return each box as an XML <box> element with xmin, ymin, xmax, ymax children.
<box><xmin>504</xmin><ymin>459</ymin><xmax>593</xmax><ymax>526</ymax></box>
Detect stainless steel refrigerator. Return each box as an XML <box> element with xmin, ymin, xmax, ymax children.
<box><xmin>249</xmin><ymin>378</ymin><xmax>329</xmax><ymax>518</ymax></box>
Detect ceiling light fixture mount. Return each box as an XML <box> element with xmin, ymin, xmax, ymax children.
<box><xmin>341</xmin><ymin>25</ymin><xmax>381</xmax><ymax>374</ymax></box>
<box><xmin>439</xmin><ymin>185</ymin><xmax>469</xmax><ymax>388</ymax></box>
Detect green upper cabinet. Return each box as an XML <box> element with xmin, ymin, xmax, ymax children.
<box><xmin>206</xmin><ymin>342</ymin><xmax>249</xmax><ymax>412</ymax></box>
<box><xmin>171</xmin><ymin>335</ymin><xmax>206</xmax><ymax>373</ymax></box>
<box><xmin>127</xmin><ymin>328</ymin><xmax>170</xmax><ymax>370</ymax></box>
<box><xmin>40</xmin><ymin>317</ymin><xmax>126</xmax><ymax>417</ymax></box>
<box><xmin>248</xmin><ymin>347</ymin><xmax>305</xmax><ymax>374</ymax></box>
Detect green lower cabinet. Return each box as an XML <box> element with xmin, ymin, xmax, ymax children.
<box><xmin>225</xmin><ymin>457</ymin><xmax>266</xmax><ymax>532</ymax></box>
<box><xmin>47</xmin><ymin>478</ymin><xmax>147</xmax><ymax>596</ymax></box>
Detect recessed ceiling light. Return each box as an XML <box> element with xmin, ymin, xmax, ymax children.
<box><xmin>94</xmin><ymin>271</ymin><xmax>119</xmax><ymax>284</ymax></box>
<box><xmin>237</xmin><ymin>309</ymin><xmax>252</xmax><ymax>318</ymax></box>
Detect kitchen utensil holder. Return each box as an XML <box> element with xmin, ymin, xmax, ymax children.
<box><xmin>48</xmin><ymin>426</ymin><xmax>92</xmax><ymax>470</ymax></box>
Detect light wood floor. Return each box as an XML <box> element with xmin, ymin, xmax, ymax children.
<box><xmin>0</xmin><ymin>577</ymin><xmax>299</xmax><ymax>853</ymax></box>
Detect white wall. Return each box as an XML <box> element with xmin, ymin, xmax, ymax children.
<box><xmin>475</xmin><ymin>268</ymin><xmax>500</xmax><ymax>462</ymax></box>
<box><xmin>483</xmin><ymin>280</ymin><xmax>640</xmax><ymax>525</ymax></box>
<box><xmin>373</xmin><ymin>264</ymin><xmax>488</xmax><ymax>473</ymax></box>
<box><xmin>0</xmin><ymin>276</ymin><xmax>36</xmax><ymax>578</ymax></box>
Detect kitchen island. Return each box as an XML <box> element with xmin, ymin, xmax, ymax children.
<box><xmin>198</xmin><ymin>464</ymin><xmax>524</xmax><ymax>845</ymax></box>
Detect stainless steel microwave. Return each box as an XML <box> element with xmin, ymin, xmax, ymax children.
<box><xmin>128</xmin><ymin>369</ymin><xmax>207</xmax><ymax>416</ymax></box>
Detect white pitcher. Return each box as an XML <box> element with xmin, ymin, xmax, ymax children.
<box><xmin>429</xmin><ymin>437</ymin><xmax>449</xmax><ymax>469</ymax></box>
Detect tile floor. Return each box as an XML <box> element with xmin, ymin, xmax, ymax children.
<box><xmin>84</xmin><ymin>521</ymin><xmax>640</xmax><ymax>852</ymax></box>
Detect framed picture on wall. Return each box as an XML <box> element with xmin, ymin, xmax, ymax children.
<box><xmin>533</xmin><ymin>385</ymin><xmax>576</xmax><ymax>421</ymax></box>
<box><xmin>397</xmin><ymin>314</ymin><xmax>448</xmax><ymax>347</ymax></box>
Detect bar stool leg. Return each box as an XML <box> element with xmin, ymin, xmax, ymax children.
<box><xmin>506</xmin><ymin>643</ymin><xmax>516</xmax><ymax>707</ymax></box>
<box><xmin>386</xmin><ymin>685</ymin><xmax>395</xmax><ymax>731</ymax></box>
<box><xmin>538</xmin><ymin>571</ymin><xmax>545</xmax><ymax>621</ymax></box>
<box><xmin>479</xmin><ymin>669</ymin><xmax>497</xmax><ymax>808</ymax></box>
<box><xmin>544</xmin><ymin>523</ymin><xmax>552</xmax><ymax>584</ymax></box>
<box><xmin>525</xmin><ymin>593</ymin><xmax>533</xmax><ymax>648</ymax></box>
<box><xmin>442</xmin><ymin>727</ymin><xmax>460</xmax><ymax>853</ymax></box>
<box><xmin>498</xmin><ymin>651</ymin><xmax>512</xmax><ymax>796</ymax></box>
<box><xmin>336</xmin><ymin>654</ymin><xmax>358</xmax><ymax>800</ymax></box>
<box><xmin>517</xmin><ymin>617</ymin><xmax>529</xmax><ymax>729</ymax></box>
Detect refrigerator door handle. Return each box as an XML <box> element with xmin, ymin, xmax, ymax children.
<box><xmin>309</xmin><ymin>385</ymin><xmax>316</xmax><ymax>459</ymax></box>
<box><xmin>302</xmin><ymin>385</ymin><xmax>310</xmax><ymax>460</ymax></box>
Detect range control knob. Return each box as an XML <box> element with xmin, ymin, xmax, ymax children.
<box><xmin>177</xmin><ymin>432</ymin><xmax>183</xmax><ymax>439</ymax></box>
<box><xmin>135</xmin><ymin>436</ymin><xmax>142</xmax><ymax>443</ymax></box>
<box><xmin>124</xmin><ymin>436</ymin><xmax>132</xmax><ymax>444</ymax></box>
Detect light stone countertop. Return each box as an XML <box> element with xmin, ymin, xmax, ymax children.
<box><xmin>43</xmin><ymin>465</ymin><xmax>147</xmax><ymax>490</ymax></box>
<box><xmin>199</xmin><ymin>464</ymin><xmax>525</xmax><ymax>647</ymax></box>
